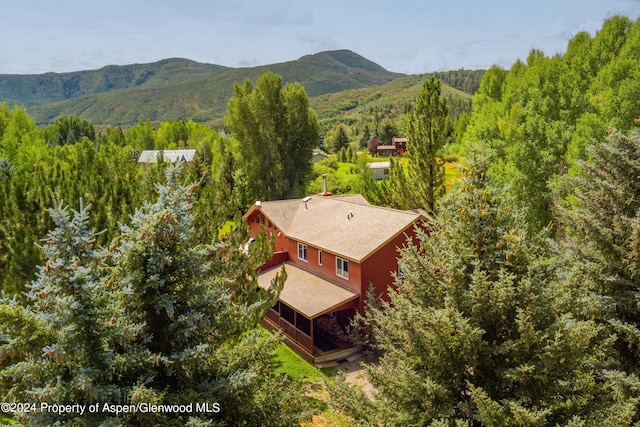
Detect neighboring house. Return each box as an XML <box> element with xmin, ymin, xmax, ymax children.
<box><xmin>368</xmin><ymin>161</ymin><xmax>391</xmax><ymax>180</ymax></box>
<box><xmin>244</xmin><ymin>194</ymin><xmax>428</xmax><ymax>365</ymax></box>
<box><xmin>137</xmin><ymin>149</ymin><xmax>197</xmax><ymax>164</ymax></box>
<box><xmin>312</xmin><ymin>149</ymin><xmax>328</xmax><ymax>163</ymax></box>
<box><xmin>392</xmin><ymin>137</ymin><xmax>407</xmax><ymax>155</ymax></box>
<box><xmin>376</xmin><ymin>137</ymin><xmax>407</xmax><ymax>157</ymax></box>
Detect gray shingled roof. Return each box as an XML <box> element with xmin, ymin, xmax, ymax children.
<box><xmin>137</xmin><ymin>149</ymin><xmax>197</xmax><ymax>163</ymax></box>
<box><xmin>251</xmin><ymin>195</ymin><xmax>426</xmax><ymax>262</ymax></box>
<box><xmin>258</xmin><ymin>262</ymin><xmax>359</xmax><ymax>318</ymax></box>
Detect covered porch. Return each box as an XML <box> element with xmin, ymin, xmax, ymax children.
<box><xmin>258</xmin><ymin>263</ymin><xmax>360</xmax><ymax>365</ymax></box>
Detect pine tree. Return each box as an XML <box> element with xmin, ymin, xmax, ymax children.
<box><xmin>1</xmin><ymin>166</ymin><xmax>314</xmax><ymax>426</ymax></box>
<box><xmin>0</xmin><ymin>199</ymin><xmax>133</xmax><ymax>426</ymax></box>
<box><xmin>405</xmin><ymin>77</ymin><xmax>451</xmax><ymax>213</ymax></box>
<box><xmin>558</xmin><ymin>130</ymin><xmax>640</xmax><ymax>377</ymax></box>
<box><xmin>330</xmin><ymin>151</ymin><xmax>637</xmax><ymax>425</ymax></box>
<box><xmin>107</xmin><ymin>166</ymin><xmax>309</xmax><ymax>425</ymax></box>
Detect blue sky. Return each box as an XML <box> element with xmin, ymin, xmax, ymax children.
<box><xmin>1</xmin><ymin>0</ymin><xmax>639</xmax><ymax>75</ymax></box>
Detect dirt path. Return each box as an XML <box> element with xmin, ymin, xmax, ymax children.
<box><xmin>332</xmin><ymin>358</ymin><xmax>375</xmax><ymax>398</ymax></box>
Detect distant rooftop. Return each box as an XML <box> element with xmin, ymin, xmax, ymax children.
<box><xmin>368</xmin><ymin>161</ymin><xmax>391</xmax><ymax>169</ymax></box>
<box><xmin>137</xmin><ymin>149</ymin><xmax>197</xmax><ymax>163</ymax></box>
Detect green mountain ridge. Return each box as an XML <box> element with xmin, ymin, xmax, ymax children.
<box><xmin>1</xmin><ymin>50</ymin><xmax>478</xmax><ymax>126</ymax></box>
<box><xmin>0</xmin><ymin>58</ymin><xmax>230</xmax><ymax>107</ymax></box>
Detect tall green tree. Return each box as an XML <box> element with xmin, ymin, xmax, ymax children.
<box><xmin>124</xmin><ymin>120</ymin><xmax>156</xmax><ymax>151</ymax></box>
<box><xmin>558</xmin><ymin>130</ymin><xmax>640</xmax><ymax>377</ymax></box>
<box><xmin>0</xmin><ymin>199</ymin><xmax>133</xmax><ymax>426</ymax></box>
<box><xmin>107</xmin><ymin>167</ymin><xmax>308</xmax><ymax>425</ymax></box>
<box><xmin>1</xmin><ymin>167</ymin><xmax>312</xmax><ymax>426</ymax></box>
<box><xmin>0</xmin><ymin>108</ymin><xmax>50</xmax><ymax>296</ymax></box>
<box><xmin>42</xmin><ymin>115</ymin><xmax>96</xmax><ymax>146</ymax></box>
<box><xmin>331</xmin><ymin>152</ymin><xmax>637</xmax><ymax>425</ymax></box>
<box><xmin>327</xmin><ymin>123</ymin><xmax>350</xmax><ymax>153</ymax></box>
<box><xmin>462</xmin><ymin>16</ymin><xmax>640</xmax><ymax>231</ymax></box>
<box><xmin>155</xmin><ymin>120</ymin><xmax>189</xmax><ymax>149</ymax></box>
<box><xmin>225</xmin><ymin>72</ymin><xmax>319</xmax><ymax>202</ymax></box>
<box><xmin>377</xmin><ymin>118</ymin><xmax>397</xmax><ymax>146</ymax></box>
<box><xmin>404</xmin><ymin>77</ymin><xmax>451</xmax><ymax>213</ymax></box>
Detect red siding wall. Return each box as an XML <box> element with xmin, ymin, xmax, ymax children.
<box><xmin>287</xmin><ymin>239</ymin><xmax>362</xmax><ymax>294</ymax></box>
<box><xmin>247</xmin><ymin>210</ymin><xmax>290</xmax><ymax>253</ymax></box>
<box><xmin>359</xmin><ymin>225</ymin><xmax>418</xmax><ymax>314</ymax></box>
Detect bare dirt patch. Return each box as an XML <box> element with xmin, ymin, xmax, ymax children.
<box><xmin>331</xmin><ymin>357</ymin><xmax>376</xmax><ymax>398</ymax></box>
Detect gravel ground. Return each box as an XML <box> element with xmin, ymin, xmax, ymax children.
<box><xmin>334</xmin><ymin>357</ymin><xmax>375</xmax><ymax>398</ymax></box>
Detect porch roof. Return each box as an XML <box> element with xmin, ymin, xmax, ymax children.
<box><xmin>258</xmin><ymin>262</ymin><xmax>359</xmax><ymax>319</ymax></box>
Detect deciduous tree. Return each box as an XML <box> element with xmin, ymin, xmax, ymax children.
<box><xmin>225</xmin><ymin>72</ymin><xmax>319</xmax><ymax>202</ymax></box>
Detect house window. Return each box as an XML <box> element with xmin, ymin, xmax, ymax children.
<box><xmin>336</xmin><ymin>257</ymin><xmax>349</xmax><ymax>279</ymax></box>
<box><xmin>297</xmin><ymin>243</ymin><xmax>308</xmax><ymax>262</ymax></box>
<box><xmin>318</xmin><ymin>250</ymin><xmax>323</xmax><ymax>266</ymax></box>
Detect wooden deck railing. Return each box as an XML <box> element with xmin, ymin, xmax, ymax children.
<box><xmin>278</xmin><ymin>317</ymin><xmax>312</xmax><ymax>353</ymax></box>
<box><xmin>264</xmin><ymin>308</ymin><xmax>313</xmax><ymax>353</ymax></box>
<box><xmin>266</xmin><ymin>308</ymin><xmax>279</xmax><ymax>324</ymax></box>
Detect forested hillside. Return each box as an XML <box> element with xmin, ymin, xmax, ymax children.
<box><xmin>2</xmin><ymin>50</ymin><xmax>402</xmax><ymax>125</ymax></box>
<box><xmin>1</xmin><ymin>14</ymin><xmax>639</xmax><ymax>426</ymax></box>
<box><xmin>0</xmin><ymin>50</ymin><xmax>479</xmax><ymax>128</ymax></box>
<box><xmin>0</xmin><ymin>58</ymin><xmax>230</xmax><ymax>107</ymax></box>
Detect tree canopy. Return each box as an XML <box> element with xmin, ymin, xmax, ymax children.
<box><xmin>224</xmin><ymin>72</ymin><xmax>320</xmax><ymax>203</ymax></box>
<box><xmin>0</xmin><ymin>167</ymin><xmax>311</xmax><ymax>426</ymax></box>
<box><xmin>330</xmin><ymin>151</ymin><xmax>638</xmax><ymax>425</ymax></box>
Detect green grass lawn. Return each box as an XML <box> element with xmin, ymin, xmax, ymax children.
<box><xmin>0</xmin><ymin>413</ymin><xmax>16</xmax><ymax>424</ymax></box>
<box><xmin>271</xmin><ymin>342</ymin><xmax>328</xmax><ymax>382</ymax></box>
<box><xmin>444</xmin><ymin>161</ymin><xmax>461</xmax><ymax>192</ymax></box>
<box><xmin>270</xmin><ymin>341</ymin><xmax>356</xmax><ymax>427</ymax></box>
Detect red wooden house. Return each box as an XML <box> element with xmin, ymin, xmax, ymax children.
<box><xmin>376</xmin><ymin>137</ymin><xmax>407</xmax><ymax>157</ymax></box>
<box><xmin>244</xmin><ymin>194</ymin><xmax>428</xmax><ymax>364</ymax></box>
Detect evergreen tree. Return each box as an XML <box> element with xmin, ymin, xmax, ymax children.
<box><xmin>405</xmin><ymin>77</ymin><xmax>451</xmax><ymax>213</ymax></box>
<box><xmin>558</xmin><ymin>130</ymin><xmax>640</xmax><ymax>377</ymax></box>
<box><xmin>1</xmin><ymin>166</ymin><xmax>313</xmax><ymax>426</ymax></box>
<box><xmin>333</xmin><ymin>124</ymin><xmax>350</xmax><ymax>154</ymax></box>
<box><xmin>359</xmin><ymin>123</ymin><xmax>371</xmax><ymax>149</ymax></box>
<box><xmin>42</xmin><ymin>115</ymin><xmax>96</xmax><ymax>147</ymax></box>
<box><xmin>107</xmin><ymin>166</ymin><xmax>309</xmax><ymax>425</ymax></box>
<box><xmin>330</xmin><ymin>151</ymin><xmax>636</xmax><ymax>425</ymax></box>
<box><xmin>0</xmin><ymin>199</ymin><xmax>132</xmax><ymax>426</ymax></box>
<box><xmin>338</xmin><ymin>147</ymin><xmax>347</xmax><ymax>163</ymax></box>
<box><xmin>377</xmin><ymin>118</ymin><xmax>397</xmax><ymax>146</ymax></box>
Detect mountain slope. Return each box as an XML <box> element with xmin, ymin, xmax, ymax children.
<box><xmin>2</xmin><ymin>51</ymin><xmax>478</xmax><ymax>127</ymax></box>
<box><xmin>0</xmin><ymin>58</ymin><xmax>229</xmax><ymax>107</ymax></box>
<box><xmin>11</xmin><ymin>50</ymin><xmax>402</xmax><ymax>125</ymax></box>
<box><xmin>311</xmin><ymin>73</ymin><xmax>473</xmax><ymax>127</ymax></box>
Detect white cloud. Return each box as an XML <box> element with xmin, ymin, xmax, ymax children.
<box><xmin>1</xmin><ymin>0</ymin><xmax>639</xmax><ymax>74</ymax></box>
